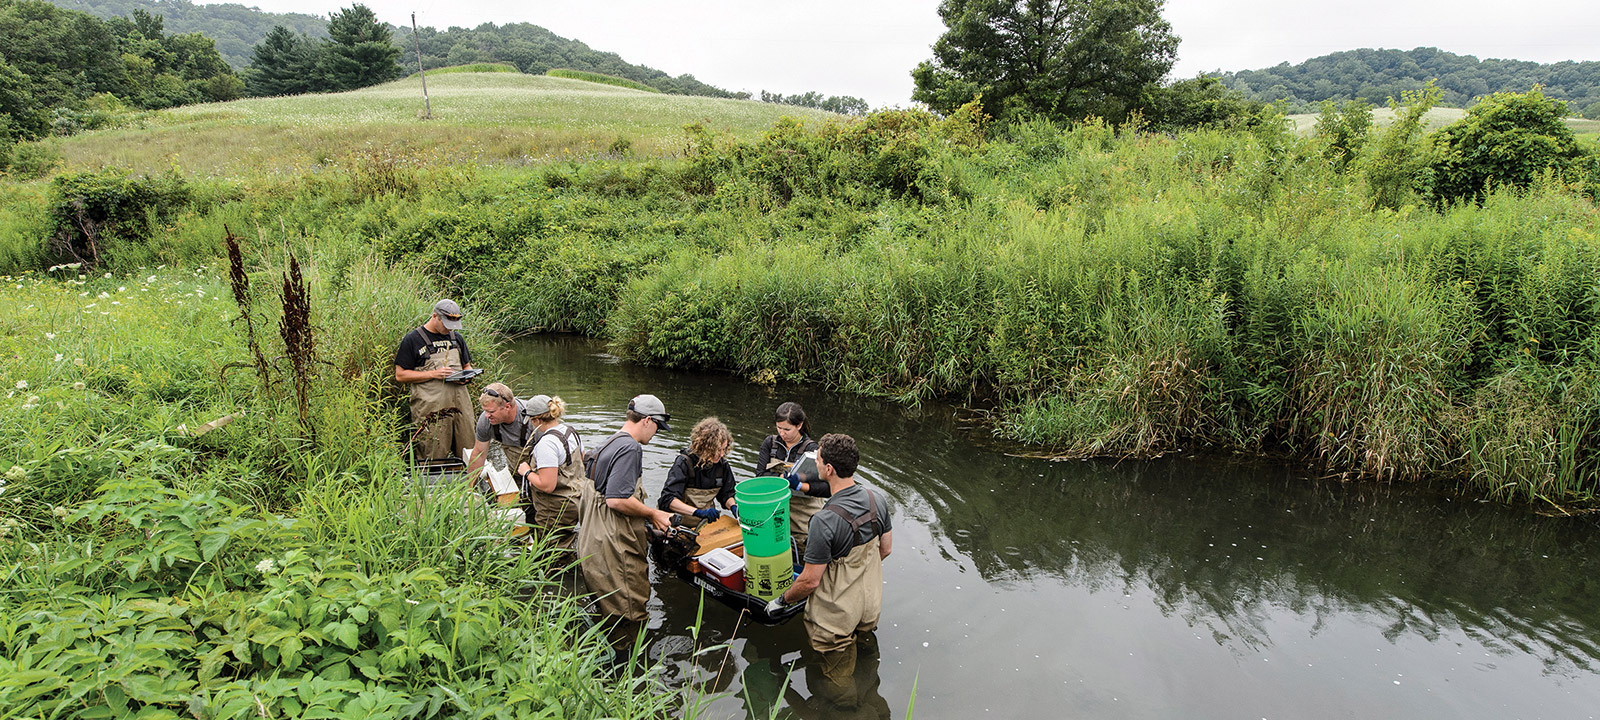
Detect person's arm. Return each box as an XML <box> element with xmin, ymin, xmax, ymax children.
<box><xmin>753</xmin><ymin>436</ymin><xmax>777</xmax><ymax>478</ymax></box>
<box><xmin>717</xmin><ymin>464</ymin><xmax>738</xmax><ymax>512</ymax></box>
<box><xmin>879</xmin><ymin>530</ymin><xmax>893</xmax><ymax>560</ymax></box>
<box><xmin>781</xmin><ymin>562</ymin><xmax>826</xmax><ymax>604</ymax></box>
<box><xmin>657</xmin><ymin>456</ymin><xmax>691</xmax><ymax>512</ymax></box>
<box><xmin>605</xmin><ymin>495</ymin><xmax>673</xmax><ymax>532</ymax></box>
<box><xmin>464</xmin><ymin>438</ymin><xmax>491</xmax><ymax>475</ymax></box>
<box><xmin>395</xmin><ymin>364</ymin><xmax>453</xmax><ymax>384</ymax></box>
<box><xmin>665</xmin><ymin>497</ymin><xmax>702</xmax><ymax>516</ymax></box>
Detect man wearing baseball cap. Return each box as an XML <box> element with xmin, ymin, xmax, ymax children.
<box><xmin>576</xmin><ymin>393</ymin><xmax>676</xmax><ymax>645</ymax></box>
<box><xmin>394</xmin><ymin>299</ymin><xmax>476</xmax><ymax>461</ymax></box>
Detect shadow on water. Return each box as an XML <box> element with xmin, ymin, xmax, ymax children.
<box><xmin>501</xmin><ymin>335</ymin><xmax>1600</xmax><ymax>719</ymax></box>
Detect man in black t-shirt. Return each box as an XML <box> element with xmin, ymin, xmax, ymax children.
<box><xmin>393</xmin><ymin>299</ymin><xmax>475</xmax><ymax>461</ymax></box>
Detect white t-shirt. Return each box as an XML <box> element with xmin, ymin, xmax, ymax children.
<box><xmin>532</xmin><ymin>423</ymin><xmax>582</xmax><ymax>470</ymax></box>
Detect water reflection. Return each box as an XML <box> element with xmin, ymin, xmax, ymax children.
<box><xmin>501</xmin><ymin>335</ymin><xmax>1600</xmax><ymax>719</ymax></box>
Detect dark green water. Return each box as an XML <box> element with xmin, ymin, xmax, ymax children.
<box><xmin>504</xmin><ymin>335</ymin><xmax>1600</xmax><ymax>719</ymax></box>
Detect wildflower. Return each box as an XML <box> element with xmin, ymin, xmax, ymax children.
<box><xmin>55</xmin><ymin>354</ymin><xmax>63</xmax><ymax>363</ymax></box>
<box><xmin>73</xmin><ymin>382</ymin><xmax>85</xmax><ymax>391</ymax></box>
<box><xmin>73</xmin><ymin>358</ymin><xmax>85</xmax><ymax>367</ymax></box>
<box><xmin>255</xmin><ymin>558</ymin><xmax>277</xmax><ymax>574</ymax></box>
<box><xmin>146</xmin><ymin>276</ymin><xmax>156</xmax><ymax>283</ymax></box>
<box><xmin>98</xmin><ymin>292</ymin><xmax>109</xmax><ymax>299</ymax></box>
<box><xmin>0</xmin><ymin>519</ymin><xmax>15</xmax><ymax>538</ymax></box>
<box><xmin>4</xmin><ymin>466</ymin><xmax>23</xmax><ymax>482</ymax></box>
<box><xmin>44</xmin><ymin>333</ymin><xmax>54</xmax><ymax>340</ymax></box>
<box><xmin>14</xmin><ymin>380</ymin><xmax>26</xmax><ymax>390</ymax></box>
<box><xmin>52</xmin><ymin>506</ymin><xmax>69</xmax><ymax>519</ymax></box>
<box><xmin>103</xmin><ymin>273</ymin><xmax>112</xmax><ymax>279</ymax></box>
<box><xmin>117</xmin><ymin>286</ymin><xmax>126</xmax><ymax>293</ymax></box>
<box><xmin>22</xmin><ymin>396</ymin><xmax>39</xmax><ymax>409</ymax></box>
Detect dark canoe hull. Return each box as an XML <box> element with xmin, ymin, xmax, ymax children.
<box><xmin>651</xmin><ymin>526</ymin><xmax>805</xmax><ymax>626</ymax></box>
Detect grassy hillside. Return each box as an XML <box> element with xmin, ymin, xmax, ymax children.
<box><xmin>53</xmin><ymin>72</ymin><xmax>837</xmax><ymax>176</ymax></box>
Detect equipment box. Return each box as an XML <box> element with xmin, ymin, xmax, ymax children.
<box><xmin>698</xmin><ymin>548</ymin><xmax>746</xmax><ymax>592</ymax></box>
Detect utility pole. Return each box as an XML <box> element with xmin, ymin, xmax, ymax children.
<box><xmin>412</xmin><ymin>12</ymin><xmax>431</xmax><ymax>119</ymax></box>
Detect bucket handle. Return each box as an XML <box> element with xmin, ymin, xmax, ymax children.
<box><xmin>737</xmin><ymin>501</ymin><xmax>784</xmax><ymax>533</ymax></box>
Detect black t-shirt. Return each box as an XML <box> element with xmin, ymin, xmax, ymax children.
<box><xmin>394</xmin><ymin>326</ymin><xmax>472</xmax><ymax>371</ymax></box>
<box><xmin>590</xmin><ymin>431</ymin><xmax>644</xmax><ymax>500</ymax></box>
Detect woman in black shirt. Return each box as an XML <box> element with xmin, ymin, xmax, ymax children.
<box><xmin>659</xmin><ymin>417</ymin><xmax>738</xmax><ymax>524</ymax></box>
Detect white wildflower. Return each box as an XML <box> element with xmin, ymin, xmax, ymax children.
<box><xmin>74</xmin><ymin>358</ymin><xmax>85</xmax><ymax>367</ymax></box>
<box><xmin>73</xmin><ymin>382</ymin><xmax>85</xmax><ymax>391</ymax></box>
<box><xmin>103</xmin><ymin>273</ymin><xmax>112</xmax><ymax>279</ymax></box>
<box><xmin>52</xmin><ymin>506</ymin><xmax>69</xmax><ymax>519</ymax></box>
<box><xmin>255</xmin><ymin>558</ymin><xmax>277</xmax><ymax>574</ymax></box>
<box><xmin>4</xmin><ymin>465</ymin><xmax>24</xmax><ymax>482</ymax></box>
<box><xmin>22</xmin><ymin>396</ymin><xmax>39</xmax><ymax>409</ymax></box>
<box><xmin>146</xmin><ymin>276</ymin><xmax>156</xmax><ymax>283</ymax></box>
<box><xmin>117</xmin><ymin>286</ymin><xmax>126</xmax><ymax>293</ymax></box>
<box><xmin>14</xmin><ymin>380</ymin><xmax>26</xmax><ymax>390</ymax></box>
<box><xmin>44</xmin><ymin>333</ymin><xmax>55</xmax><ymax>340</ymax></box>
<box><xmin>54</xmin><ymin>354</ymin><xmax>63</xmax><ymax>363</ymax></box>
<box><xmin>98</xmin><ymin>292</ymin><xmax>109</xmax><ymax>299</ymax></box>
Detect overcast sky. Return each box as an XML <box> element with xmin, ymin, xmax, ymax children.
<box><xmin>225</xmin><ymin>0</ymin><xmax>1600</xmax><ymax>108</ymax></box>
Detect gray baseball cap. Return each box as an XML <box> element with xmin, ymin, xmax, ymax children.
<box><xmin>522</xmin><ymin>394</ymin><xmax>552</xmax><ymax>418</ymax></box>
<box><xmin>628</xmin><ymin>394</ymin><xmax>671</xmax><ymax>431</ymax></box>
<box><xmin>433</xmin><ymin>299</ymin><xmax>463</xmax><ymax>330</ymax></box>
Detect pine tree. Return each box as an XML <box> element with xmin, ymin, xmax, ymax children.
<box><xmin>320</xmin><ymin>4</ymin><xmax>400</xmax><ymax>92</ymax></box>
<box><xmin>247</xmin><ymin>25</ymin><xmax>317</xmax><ymax>97</ymax></box>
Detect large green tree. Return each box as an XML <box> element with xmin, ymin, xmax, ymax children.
<box><xmin>912</xmin><ymin>0</ymin><xmax>1178</xmax><ymax>122</ymax></box>
<box><xmin>319</xmin><ymin>3</ymin><xmax>399</xmax><ymax>91</ymax></box>
<box><xmin>246</xmin><ymin>24</ymin><xmax>317</xmax><ymax>96</ymax></box>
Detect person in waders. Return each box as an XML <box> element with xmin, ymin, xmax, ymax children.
<box><xmin>577</xmin><ymin>394</ymin><xmax>676</xmax><ymax>648</ymax></box>
<box><xmin>764</xmin><ymin>433</ymin><xmax>892</xmax><ymax>707</ymax></box>
<box><xmin>394</xmin><ymin>300</ymin><xmax>475</xmax><ymax>461</ymax></box>
<box><xmin>658</xmin><ymin>417</ymin><xmax>738</xmax><ymax>525</ymax></box>
<box><xmin>463</xmin><ymin>382</ymin><xmax>529</xmax><ymax>509</ymax></box>
<box><xmin>515</xmin><ymin>395</ymin><xmax>584</xmax><ymax>552</ymax></box>
<box><xmin>754</xmin><ymin>402</ymin><xmax>827</xmax><ymax>554</ymax></box>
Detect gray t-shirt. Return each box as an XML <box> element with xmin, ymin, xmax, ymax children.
<box><xmin>803</xmin><ymin>483</ymin><xmax>892</xmax><ymax>566</ymax></box>
<box><xmin>475</xmin><ymin>398</ymin><xmax>529</xmax><ymax>447</ymax></box>
<box><xmin>590</xmin><ymin>431</ymin><xmax>643</xmax><ymax>500</ymax></box>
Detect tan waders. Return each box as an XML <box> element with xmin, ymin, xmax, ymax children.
<box><xmin>410</xmin><ymin>339</ymin><xmax>473</xmax><ymax>461</ymax></box>
<box><xmin>790</xmin><ymin>493</ymin><xmax>826</xmax><ymax>555</ymax></box>
<box><xmin>529</xmin><ymin>426</ymin><xmax>583</xmax><ymax>552</ymax></box>
<box><xmin>576</xmin><ymin>475</ymin><xmax>651</xmax><ymax>623</ymax></box>
<box><xmin>683</xmin><ymin>486</ymin><xmax>722</xmax><ymax>526</ymax></box>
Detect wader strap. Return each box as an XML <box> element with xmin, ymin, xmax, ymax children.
<box><xmin>585</xmin><ymin>431</ymin><xmax>630</xmax><ymax>492</ymax></box>
<box><xmin>823</xmin><ymin>496</ymin><xmax>884</xmax><ymax>539</ymax></box>
<box><xmin>532</xmin><ymin>425</ymin><xmax>580</xmax><ymax>465</ymax></box>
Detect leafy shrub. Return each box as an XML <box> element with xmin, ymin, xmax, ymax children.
<box><xmin>46</xmin><ymin>168</ymin><xmax>191</xmax><ymax>269</ymax></box>
<box><xmin>1314</xmin><ymin>98</ymin><xmax>1372</xmax><ymax>172</ymax></box>
<box><xmin>1430</xmin><ymin>88</ymin><xmax>1589</xmax><ymax>205</ymax></box>
<box><xmin>1360</xmin><ymin>83</ymin><xmax>1439</xmax><ymax>210</ymax></box>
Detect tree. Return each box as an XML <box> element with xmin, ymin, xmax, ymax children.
<box><xmin>320</xmin><ymin>4</ymin><xmax>400</xmax><ymax>91</ymax></box>
<box><xmin>1429</xmin><ymin>88</ymin><xmax>1588</xmax><ymax>205</ymax></box>
<box><xmin>247</xmin><ymin>25</ymin><xmax>317</xmax><ymax>96</ymax></box>
<box><xmin>1143</xmin><ymin>75</ymin><xmax>1265</xmax><ymax>132</ymax></box>
<box><xmin>911</xmin><ymin>0</ymin><xmax>1178</xmax><ymax>123</ymax></box>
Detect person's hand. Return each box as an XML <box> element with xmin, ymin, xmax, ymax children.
<box><xmin>430</xmin><ymin>366</ymin><xmax>454</xmax><ymax>380</ymax></box>
<box><xmin>763</xmin><ymin>596</ymin><xmax>787</xmax><ymax>615</ymax></box>
<box><xmin>693</xmin><ymin>508</ymin><xmax>721</xmax><ymax>522</ymax></box>
<box><xmin>649</xmin><ymin>510</ymin><xmax>673</xmax><ymax>533</ymax></box>
<box><xmin>786</xmin><ymin>473</ymin><xmax>802</xmax><ymax>491</ymax></box>
<box><xmin>726</xmin><ymin>504</ymin><xmax>738</xmax><ymax>518</ymax></box>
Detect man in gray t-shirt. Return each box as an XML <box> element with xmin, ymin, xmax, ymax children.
<box><xmin>463</xmin><ymin>382</ymin><xmax>528</xmax><ymax>505</ymax></box>
<box><xmin>765</xmin><ymin>434</ymin><xmax>892</xmax><ymax>689</ymax></box>
<box><xmin>576</xmin><ymin>394</ymin><xmax>676</xmax><ymax>630</ymax></box>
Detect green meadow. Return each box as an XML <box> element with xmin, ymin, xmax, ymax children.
<box><xmin>3</xmin><ymin>70</ymin><xmax>1600</xmax><ymax>716</ymax></box>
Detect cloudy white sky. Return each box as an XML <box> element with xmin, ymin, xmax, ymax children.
<box><xmin>226</xmin><ymin>0</ymin><xmax>1600</xmax><ymax>107</ymax></box>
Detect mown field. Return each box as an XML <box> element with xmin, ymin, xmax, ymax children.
<box><xmin>2</xmin><ymin>70</ymin><xmax>1599</xmax><ymax>717</ymax></box>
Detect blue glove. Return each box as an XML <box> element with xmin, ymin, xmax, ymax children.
<box><xmin>726</xmin><ymin>505</ymin><xmax>738</xmax><ymax>518</ymax></box>
<box><xmin>693</xmin><ymin>507</ymin><xmax>721</xmax><ymax>522</ymax></box>
<box><xmin>764</xmin><ymin>596</ymin><xmax>787</xmax><ymax>615</ymax></box>
<box><xmin>786</xmin><ymin>473</ymin><xmax>802</xmax><ymax>491</ymax></box>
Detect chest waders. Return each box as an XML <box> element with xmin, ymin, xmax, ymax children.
<box><xmin>487</xmin><ymin>420</ymin><xmax>530</xmax><ymax>509</ymax></box>
<box><xmin>576</xmin><ymin>433</ymin><xmax>652</xmax><ymax>623</ymax></box>
<box><xmin>528</xmin><ymin>425</ymin><xmax>583</xmax><ymax>552</ymax></box>
<box><xmin>805</xmin><ymin>498</ymin><xmax>886</xmax><ymax>655</ymax></box>
<box><xmin>410</xmin><ymin>332</ymin><xmax>474</xmax><ymax>461</ymax></box>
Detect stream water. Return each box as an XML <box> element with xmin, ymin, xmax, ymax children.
<box><xmin>502</xmin><ymin>335</ymin><xmax>1600</xmax><ymax>719</ymax></box>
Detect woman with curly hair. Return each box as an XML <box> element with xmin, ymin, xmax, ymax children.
<box><xmin>658</xmin><ymin>417</ymin><xmax>738</xmax><ymax>525</ymax></box>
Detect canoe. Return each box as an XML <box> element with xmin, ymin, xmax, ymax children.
<box><xmin>651</xmin><ymin>515</ymin><xmax>806</xmax><ymax>625</ymax></box>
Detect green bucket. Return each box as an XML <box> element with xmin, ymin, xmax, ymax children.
<box><xmin>735</xmin><ymin>476</ymin><xmax>791</xmax><ymax>557</ymax></box>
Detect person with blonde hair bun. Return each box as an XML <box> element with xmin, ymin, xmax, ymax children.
<box><xmin>515</xmin><ymin>395</ymin><xmax>584</xmax><ymax>551</ymax></box>
<box><xmin>658</xmin><ymin>417</ymin><xmax>738</xmax><ymax>524</ymax></box>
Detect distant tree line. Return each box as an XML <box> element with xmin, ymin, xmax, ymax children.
<box><xmin>404</xmin><ymin>22</ymin><xmax>739</xmax><ymax>98</ymax></box>
<box><xmin>244</xmin><ymin>4</ymin><xmax>400</xmax><ymax>97</ymax></box>
<box><xmin>39</xmin><ymin>0</ymin><xmax>328</xmax><ymax>68</ymax></box>
<box><xmin>759</xmin><ymin>90</ymin><xmax>869</xmax><ymax>115</ymax></box>
<box><xmin>1217</xmin><ymin>47</ymin><xmax>1600</xmax><ymax>117</ymax></box>
<box><xmin>0</xmin><ymin>0</ymin><xmax>238</xmax><ymax>144</ymax></box>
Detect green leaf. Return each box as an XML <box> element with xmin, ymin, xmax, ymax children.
<box><xmin>199</xmin><ymin>530</ymin><xmax>229</xmax><ymax>562</ymax></box>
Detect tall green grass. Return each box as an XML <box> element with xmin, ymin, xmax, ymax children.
<box><xmin>547</xmin><ymin>68</ymin><xmax>661</xmax><ymax>93</ymax></box>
